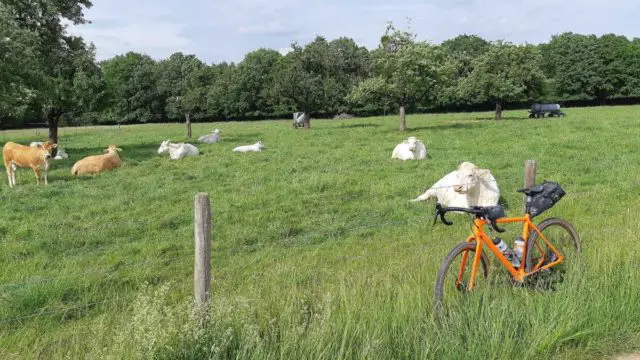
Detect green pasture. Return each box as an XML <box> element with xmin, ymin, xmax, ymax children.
<box><xmin>1</xmin><ymin>106</ymin><xmax>639</xmax><ymax>359</ymax></box>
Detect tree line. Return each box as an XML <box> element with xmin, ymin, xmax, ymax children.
<box><xmin>2</xmin><ymin>1</ymin><xmax>640</xmax><ymax>139</ymax></box>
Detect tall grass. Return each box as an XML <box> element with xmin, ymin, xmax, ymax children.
<box><xmin>1</xmin><ymin>106</ymin><xmax>639</xmax><ymax>359</ymax></box>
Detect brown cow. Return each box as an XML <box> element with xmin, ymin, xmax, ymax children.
<box><xmin>71</xmin><ymin>145</ymin><xmax>123</xmax><ymax>175</ymax></box>
<box><xmin>3</xmin><ymin>141</ymin><xmax>58</xmax><ymax>187</ymax></box>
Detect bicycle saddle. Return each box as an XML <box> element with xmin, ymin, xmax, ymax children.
<box><xmin>516</xmin><ymin>184</ymin><xmax>545</xmax><ymax>196</ymax></box>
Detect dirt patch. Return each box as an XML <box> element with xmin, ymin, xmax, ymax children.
<box><xmin>616</xmin><ymin>353</ymin><xmax>640</xmax><ymax>360</ymax></box>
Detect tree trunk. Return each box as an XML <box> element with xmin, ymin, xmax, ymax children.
<box><xmin>399</xmin><ymin>105</ymin><xmax>406</xmax><ymax>131</ymax></box>
<box><xmin>494</xmin><ymin>102</ymin><xmax>502</xmax><ymax>120</ymax></box>
<box><xmin>303</xmin><ymin>113</ymin><xmax>311</xmax><ymax>129</ymax></box>
<box><xmin>48</xmin><ymin>115</ymin><xmax>60</xmax><ymax>144</ymax></box>
<box><xmin>186</xmin><ymin>113</ymin><xmax>192</xmax><ymax>138</ymax></box>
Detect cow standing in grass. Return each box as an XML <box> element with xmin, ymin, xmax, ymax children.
<box><xmin>3</xmin><ymin>141</ymin><xmax>58</xmax><ymax>187</ymax></box>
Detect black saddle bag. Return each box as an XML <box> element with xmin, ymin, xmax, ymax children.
<box><xmin>529</xmin><ymin>181</ymin><xmax>566</xmax><ymax>217</ymax></box>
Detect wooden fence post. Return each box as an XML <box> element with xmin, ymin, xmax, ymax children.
<box><xmin>524</xmin><ymin>160</ymin><xmax>537</xmax><ymax>212</ymax></box>
<box><xmin>194</xmin><ymin>193</ymin><xmax>212</xmax><ymax>305</ymax></box>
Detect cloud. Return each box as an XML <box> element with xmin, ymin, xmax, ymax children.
<box><xmin>74</xmin><ymin>22</ymin><xmax>191</xmax><ymax>60</ymax></box>
<box><xmin>68</xmin><ymin>0</ymin><xmax>640</xmax><ymax>63</ymax></box>
<box><xmin>238</xmin><ymin>20</ymin><xmax>297</xmax><ymax>36</ymax></box>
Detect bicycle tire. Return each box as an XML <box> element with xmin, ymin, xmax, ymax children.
<box><xmin>434</xmin><ymin>242</ymin><xmax>489</xmax><ymax>317</ymax></box>
<box><xmin>525</xmin><ymin>218</ymin><xmax>581</xmax><ymax>274</ymax></box>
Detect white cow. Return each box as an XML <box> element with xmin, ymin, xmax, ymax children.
<box><xmin>30</xmin><ymin>142</ymin><xmax>68</xmax><ymax>160</ymax></box>
<box><xmin>198</xmin><ymin>129</ymin><xmax>221</xmax><ymax>144</ymax></box>
<box><xmin>233</xmin><ymin>141</ymin><xmax>265</xmax><ymax>153</ymax></box>
<box><xmin>391</xmin><ymin>137</ymin><xmax>427</xmax><ymax>161</ymax></box>
<box><xmin>410</xmin><ymin>161</ymin><xmax>500</xmax><ymax>208</ymax></box>
<box><xmin>157</xmin><ymin>140</ymin><xmax>200</xmax><ymax>160</ymax></box>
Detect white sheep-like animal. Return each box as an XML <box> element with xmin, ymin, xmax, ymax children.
<box><xmin>157</xmin><ymin>140</ymin><xmax>200</xmax><ymax>160</ymax></box>
<box><xmin>410</xmin><ymin>161</ymin><xmax>500</xmax><ymax>208</ymax></box>
<box><xmin>198</xmin><ymin>129</ymin><xmax>221</xmax><ymax>144</ymax></box>
<box><xmin>232</xmin><ymin>141</ymin><xmax>265</xmax><ymax>153</ymax></box>
<box><xmin>30</xmin><ymin>141</ymin><xmax>68</xmax><ymax>160</ymax></box>
<box><xmin>71</xmin><ymin>145</ymin><xmax>123</xmax><ymax>175</ymax></box>
<box><xmin>391</xmin><ymin>136</ymin><xmax>427</xmax><ymax>160</ymax></box>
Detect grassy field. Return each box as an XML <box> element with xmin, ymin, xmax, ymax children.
<box><xmin>1</xmin><ymin>106</ymin><xmax>639</xmax><ymax>359</ymax></box>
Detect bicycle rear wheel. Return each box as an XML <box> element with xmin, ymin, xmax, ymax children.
<box><xmin>434</xmin><ymin>242</ymin><xmax>489</xmax><ymax>317</ymax></box>
<box><xmin>525</xmin><ymin>218</ymin><xmax>581</xmax><ymax>287</ymax></box>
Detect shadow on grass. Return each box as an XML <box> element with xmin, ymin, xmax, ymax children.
<box><xmin>69</xmin><ymin>142</ymin><xmax>161</xmax><ymax>164</ymax></box>
<box><xmin>408</xmin><ymin>122</ymin><xmax>486</xmax><ymax>131</ymax></box>
<box><xmin>339</xmin><ymin>123</ymin><xmax>381</xmax><ymax>129</ymax></box>
<box><xmin>472</xmin><ymin>116</ymin><xmax>528</xmax><ymax>121</ymax></box>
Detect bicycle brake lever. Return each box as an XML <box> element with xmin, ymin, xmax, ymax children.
<box><xmin>490</xmin><ymin>220</ymin><xmax>506</xmax><ymax>233</ymax></box>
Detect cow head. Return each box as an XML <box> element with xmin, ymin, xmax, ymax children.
<box><xmin>158</xmin><ymin>140</ymin><xmax>171</xmax><ymax>154</ymax></box>
<box><xmin>453</xmin><ymin>162</ymin><xmax>491</xmax><ymax>194</ymax></box>
<box><xmin>104</xmin><ymin>145</ymin><xmax>123</xmax><ymax>154</ymax></box>
<box><xmin>256</xmin><ymin>141</ymin><xmax>265</xmax><ymax>149</ymax></box>
<box><xmin>37</xmin><ymin>141</ymin><xmax>58</xmax><ymax>160</ymax></box>
<box><xmin>213</xmin><ymin>129</ymin><xmax>221</xmax><ymax>134</ymax></box>
<box><xmin>405</xmin><ymin>137</ymin><xmax>419</xmax><ymax>152</ymax></box>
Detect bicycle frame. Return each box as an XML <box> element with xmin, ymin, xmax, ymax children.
<box><xmin>460</xmin><ymin>214</ymin><xmax>565</xmax><ymax>289</ymax></box>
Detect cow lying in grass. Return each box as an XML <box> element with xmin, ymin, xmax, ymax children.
<box><xmin>198</xmin><ymin>129</ymin><xmax>221</xmax><ymax>144</ymax></box>
<box><xmin>158</xmin><ymin>140</ymin><xmax>200</xmax><ymax>160</ymax></box>
<box><xmin>232</xmin><ymin>141</ymin><xmax>265</xmax><ymax>153</ymax></box>
<box><xmin>392</xmin><ymin>137</ymin><xmax>427</xmax><ymax>160</ymax></box>
<box><xmin>411</xmin><ymin>161</ymin><xmax>500</xmax><ymax>208</ymax></box>
<box><xmin>3</xmin><ymin>141</ymin><xmax>58</xmax><ymax>187</ymax></box>
<box><xmin>71</xmin><ymin>145</ymin><xmax>123</xmax><ymax>175</ymax></box>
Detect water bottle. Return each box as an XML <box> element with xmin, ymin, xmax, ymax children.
<box><xmin>493</xmin><ymin>237</ymin><xmax>520</xmax><ymax>267</ymax></box>
<box><xmin>492</xmin><ymin>237</ymin><xmax>510</xmax><ymax>254</ymax></box>
<box><xmin>513</xmin><ymin>237</ymin><xmax>525</xmax><ymax>267</ymax></box>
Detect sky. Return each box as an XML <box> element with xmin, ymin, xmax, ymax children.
<box><xmin>70</xmin><ymin>0</ymin><xmax>640</xmax><ymax>64</ymax></box>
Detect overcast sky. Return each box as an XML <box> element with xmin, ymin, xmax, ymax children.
<box><xmin>70</xmin><ymin>0</ymin><xmax>640</xmax><ymax>64</ymax></box>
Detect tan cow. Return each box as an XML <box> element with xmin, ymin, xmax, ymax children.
<box><xmin>3</xmin><ymin>141</ymin><xmax>58</xmax><ymax>187</ymax></box>
<box><xmin>71</xmin><ymin>145</ymin><xmax>123</xmax><ymax>175</ymax></box>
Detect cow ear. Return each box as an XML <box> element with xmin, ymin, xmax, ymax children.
<box><xmin>51</xmin><ymin>143</ymin><xmax>58</xmax><ymax>149</ymax></box>
<box><xmin>476</xmin><ymin>169</ymin><xmax>490</xmax><ymax>177</ymax></box>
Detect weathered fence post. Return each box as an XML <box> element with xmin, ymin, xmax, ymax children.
<box><xmin>194</xmin><ymin>193</ymin><xmax>212</xmax><ymax>305</ymax></box>
<box><xmin>524</xmin><ymin>160</ymin><xmax>537</xmax><ymax>212</ymax></box>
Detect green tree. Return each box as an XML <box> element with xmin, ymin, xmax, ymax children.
<box><xmin>543</xmin><ymin>33</ymin><xmax>609</xmax><ymax>103</ymax></box>
<box><xmin>270</xmin><ymin>43</ymin><xmax>324</xmax><ymax>128</ymax></box>
<box><xmin>0</xmin><ymin>3</ymin><xmax>39</xmax><ymax>123</ymax></box>
<box><xmin>459</xmin><ymin>41</ymin><xmax>545</xmax><ymax>120</ymax></box>
<box><xmin>440</xmin><ymin>34</ymin><xmax>490</xmax><ymax>107</ymax></box>
<box><xmin>3</xmin><ymin>0</ymin><xmax>96</xmax><ymax>143</ymax></box>
<box><xmin>101</xmin><ymin>52</ymin><xmax>164</xmax><ymax>124</ymax></box>
<box><xmin>348</xmin><ymin>25</ymin><xmax>449</xmax><ymax>131</ymax></box>
<box><xmin>206</xmin><ymin>62</ymin><xmax>241</xmax><ymax>120</ymax></box>
<box><xmin>235</xmin><ymin>49</ymin><xmax>282</xmax><ymax>116</ymax></box>
<box><xmin>157</xmin><ymin>52</ymin><xmax>208</xmax><ymax>137</ymax></box>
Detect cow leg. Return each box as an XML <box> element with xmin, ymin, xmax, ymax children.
<box><xmin>5</xmin><ymin>163</ymin><xmax>13</xmax><ymax>187</ymax></box>
<box><xmin>33</xmin><ymin>167</ymin><xmax>41</xmax><ymax>185</ymax></box>
<box><xmin>44</xmin><ymin>169</ymin><xmax>48</xmax><ymax>185</ymax></box>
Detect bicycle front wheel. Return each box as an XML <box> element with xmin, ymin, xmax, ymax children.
<box><xmin>525</xmin><ymin>218</ymin><xmax>581</xmax><ymax>285</ymax></box>
<box><xmin>434</xmin><ymin>242</ymin><xmax>489</xmax><ymax>317</ymax></box>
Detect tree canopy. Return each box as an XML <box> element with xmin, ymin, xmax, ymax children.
<box><xmin>2</xmin><ymin>11</ymin><xmax>640</xmax><ymax>132</ymax></box>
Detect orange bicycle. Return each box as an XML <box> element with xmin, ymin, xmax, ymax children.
<box><xmin>433</xmin><ymin>182</ymin><xmax>581</xmax><ymax>315</ymax></box>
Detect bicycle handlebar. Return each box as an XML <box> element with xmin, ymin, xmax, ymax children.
<box><xmin>433</xmin><ymin>203</ymin><xmax>506</xmax><ymax>233</ymax></box>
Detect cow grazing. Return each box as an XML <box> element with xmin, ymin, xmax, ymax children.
<box><xmin>71</xmin><ymin>145</ymin><xmax>123</xmax><ymax>175</ymax></box>
<box><xmin>3</xmin><ymin>141</ymin><xmax>58</xmax><ymax>187</ymax></box>
<box><xmin>410</xmin><ymin>161</ymin><xmax>500</xmax><ymax>208</ymax></box>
